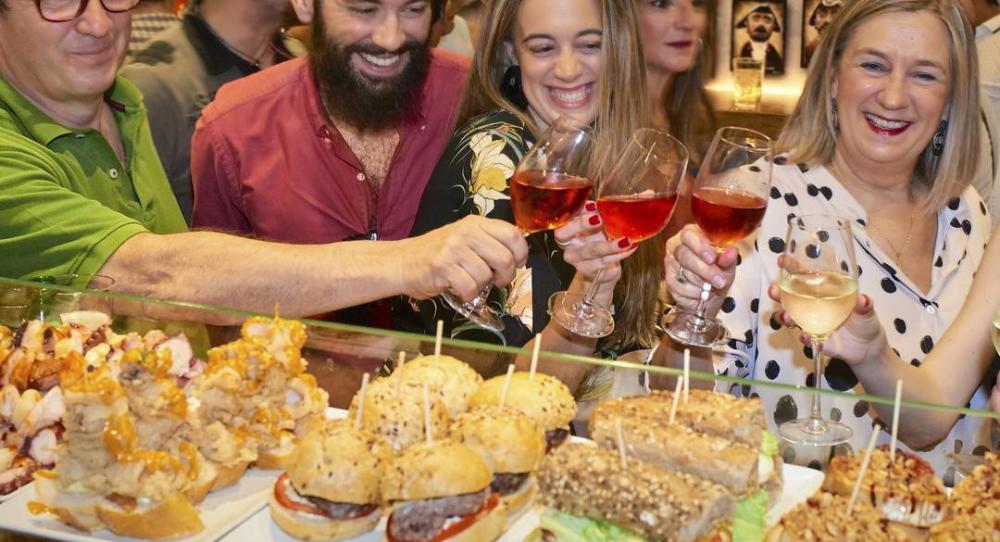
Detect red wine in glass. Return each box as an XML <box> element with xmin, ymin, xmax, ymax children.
<box><xmin>511</xmin><ymin>171</ymin><xmax>594</xmax><ymax>234</ymax></box>
<box><xmin>597</xmin><ymin>192</ymin><xmax>679</xmax><ymax>243</ymax></box>
<box><xmin>691</xmin><ymin>186</ymin><xmax>768</xmax><ymax>249</ymax></box>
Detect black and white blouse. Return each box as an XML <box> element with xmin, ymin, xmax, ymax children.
<box><xmin>716</xmin><ymin>159</ymin><xmax>993</xmax><ymax>477</ymax></box>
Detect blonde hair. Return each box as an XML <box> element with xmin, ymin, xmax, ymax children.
<box><xmin>463</xmin><ymin>0</ymin><xmax>661</xmax><ymax>349</ymax></box>
<box><xmin>777</xmin><ymin>0</ymin><xmax>980</xmax><ymax>211</ymax></box>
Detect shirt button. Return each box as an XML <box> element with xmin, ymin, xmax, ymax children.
<box><xmin>356</xmin><ymin>173</ymin><xmax>366</xmax><ymax>182</ymax></box>
<box><xmin>108</xmin><ymin>168</ymin><xmax>119</xmax><ymax>179</ymax></box>
<box><xmin>925</xmin><ymin>305</ymin><xmax>936</xmax><ymax>315</ymax></box>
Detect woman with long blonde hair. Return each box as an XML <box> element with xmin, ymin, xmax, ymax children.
<box><xmin>407</xmin><ymin>0</ymin><xmax>658</xmax><ymax>394</ymax></box>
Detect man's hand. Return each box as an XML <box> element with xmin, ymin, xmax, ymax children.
<box><xmin>398</xmin><ymin>215</ymin><xmax>528</xmax><ymax>301</ymax></box>
<box><xmin>663</xmin><ymin>224</ymin><xmax>738</xmax><ymax>316</ymax></box>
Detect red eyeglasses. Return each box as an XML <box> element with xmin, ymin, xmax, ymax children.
<box><xmin>35</xmin><ymin>0</ymin><xmax>140</xmax><ymax>23</ymax></box>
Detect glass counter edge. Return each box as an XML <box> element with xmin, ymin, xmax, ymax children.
<box><xmin>0</xmin><ymin>277</ymin><xmax>995</xmax><ymax>421</ymax></box>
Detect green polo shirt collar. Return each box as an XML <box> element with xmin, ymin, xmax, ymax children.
<box><xmin>0</xmin><ymin>73</ymin><xmax>147</xmax><ymax>147</ymax></box>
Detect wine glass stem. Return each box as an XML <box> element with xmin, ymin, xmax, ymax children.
<box><xmin>807</xmin><ymin>336</ymin><xmax>828</xmax><ymax>432</ymax></box>
<box><xmin>463</xmin><ymin>284</ymin><xmax>493</xmax><ymax>312</ymax></box>
<box><xmin>582</xmin><ymin>269</ymin><xmax>604</xmax><ymax>307</ymax></box>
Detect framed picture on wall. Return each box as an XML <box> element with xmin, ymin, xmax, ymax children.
<box><xmin>802</xmin><ymin>0</ymin><xmax>845</xmax><ymax>67</ymax></box>
<box><xmin>731</xmin><ymin>0</ymin><xmax>787</xmax><ymax>76</ymax></box>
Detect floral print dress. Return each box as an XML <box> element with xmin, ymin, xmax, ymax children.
<box><xmin>403</xmin><ymin>110</ymin><xmax>619</xmax><ymax>399</ymax></box>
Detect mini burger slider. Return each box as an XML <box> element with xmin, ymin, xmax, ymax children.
<box><xmin>450</xmin><ymin>406</ymin><xmax>546</xmax><ymax>517</ymax></box>
<box><xmin>269</xmin><ymin>422</ymin><xmax>390</xmax><ymax>541</ymax></box>
<box><xmin>470</xmin><ymin>372</ymin><xmax>575</xmax><ymax>451</ymax></box>
<box><xmin>381</xmin><ymin>439</ymin><xmax>505</xmax><ymax>542</ymax></box>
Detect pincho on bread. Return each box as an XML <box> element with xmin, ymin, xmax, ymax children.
<box><xmin>269</xmin><ymin>421</ymin><xmax>390</xmax><ymax>542</ymax></box>
<box><xmin>765</xmin><ymin>491</ymin><xmax>909</xmax><ymax>542</ymax></box>
<box><xmin>470</xmin><ymin>372</ymin><xmax>575</xmax><ymax>451</ymax></box>
<box><xmin>392</xmin><ymin>354</ymin><xmax>483</xmax><ymax>417</ymax></box>
<box><xmin>534</xmin><ymin>442</ymin><xmax>735</xmax><ymax>542</ymax></box>
<box><xmin>449</xmin><ymin>405</ymin><xmax>546</xmax><ymax>518</ymax></box>
<box><xmin>927</xmin><ymin>452</ymin><xmax>1000</xmax><ymax>542</ymax></box>
<box><xmin>381</xmin><ymin>439</ymin><xmax>505</xmax><ymax>542</ymax></box>
<box><xmin>349</xmin><ymin>377</ymin><xmax>449</xmax><ymax>453</ymax></box>
<box><xmin>822</xmin><ymin>444</ymin><xmax>947</xmax><ymax>527</ymax></box>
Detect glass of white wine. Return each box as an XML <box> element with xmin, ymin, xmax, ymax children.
<box><xmin>778</xmin><ymin>215</ymin><xmax>858</xmax><ymax>446</ymax></box>
<box><xmin>992</xmin><ymin>305</ymin><xmax>1000</xmax><ymax>357</ymax></box>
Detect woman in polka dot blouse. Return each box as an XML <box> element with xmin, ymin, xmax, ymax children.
<box><xmin>662</xmin><ymin>0</ymin><xmax>992</xmax><ymax>477</ymax></box>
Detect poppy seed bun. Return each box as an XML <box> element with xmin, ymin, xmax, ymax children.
<box><xmin>287</xmin><ymin>422</ymin><xmax>390</xmax><ymax>504</ymax></box>
<box><xmin>392</xmin><ymin>355</ymin><xmax>484</xmax><ymax>417</ymax></box>
<box><xmin>348</xmin><ymin>378</ymin><xmax>449</xmax><ymax>453</ymax></box>
<box><xmin>469</xmin><ymin>372</ymin><xmax>575</xmax><ymax>432</ymax></box>
<box><xmin>381</xmin><ymin>440</ymin><xmax>493</xmax><ymax>502</ymax></box>
<box><xmin>450</xmin><ymin>406</ymin><xmax>545</xmax><ymax>474</ymax></box>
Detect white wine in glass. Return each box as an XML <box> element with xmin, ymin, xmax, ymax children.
<box><xmin>777</xmin><ymin>214</ymin><xmax>857</xmax><ymax>447</ymax></box>
<box><xmin>992</xmin><ymin>307</ymin><xmax>1000</xmax><ymax>357</ymax></box>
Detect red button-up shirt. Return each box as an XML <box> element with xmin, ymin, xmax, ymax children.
<box><xmin>190</xmin><ymin>51</ymin><xmax>470</xmax><ymax>242</ymax></box>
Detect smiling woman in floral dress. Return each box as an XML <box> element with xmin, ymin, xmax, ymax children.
<box><xmin>405</xmin><ymin>0</ymin><xmax>653</xmax><ymax>395</ymax></box>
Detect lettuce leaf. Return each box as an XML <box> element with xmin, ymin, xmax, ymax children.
<box><xmin>761</xmin><ymin>431</ymin><xmax>779</xmax><ymax>458</ymax></box>
<box><xmin>538</xmin><ymin>509</ymin><xmax>648</xmax><ymax>542</ymax></box>
<box><xmin>730</xmin><ymin>489</ymin><xmax>769</xmax><ymax>542</ymax></box>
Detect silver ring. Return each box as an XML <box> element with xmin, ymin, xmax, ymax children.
<box><xmin>676</xmin><ymin>268</ymin><xmax>689</xmax><ymax>285</ymax></box>
<box><xmin>554</xmin><ymin>237</ymin><xmax>571</xmax><ymax>249</ymax></box>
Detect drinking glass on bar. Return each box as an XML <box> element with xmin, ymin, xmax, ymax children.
<box><xmin>777</xmin><ymin>215</ymin><xmax>857</xmax><ymax>446</ymax></box>
<box><xmin>549</xmin><ymin>128</ymin><xmax>688</xmax><ymax>338</ymax></box>
<box><xmin>664</xmin><ymin>126</ymin><xmax>772</xmax><ymax>347</ymax></box>
<box><xmin>732</xmin><ymin>57</ymin><xmax>764</xmax><ymax>111</ymax></box>
<box><xmin>441</xmin><ymin>119</ymin><xmax>594</xmax><ymax>332</ymax></box>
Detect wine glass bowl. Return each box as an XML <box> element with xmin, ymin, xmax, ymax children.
<box><xmin>665</xmin><ymin>127</ymin><xmax>772</xmax><ymax>347</ymax></box>
<box><xmin>777</xmin><ymin>214</ymin><xmax>858</xmax><ymax>446</ymax></box>
<box><xmin>549</xmin><ymin>128</ymin><xmax>688</xmax><ymax>338</ymax></box>
<box><xmin>442</xmin><ymin>119</ymin><xmax>595</xmax><ymax>332</ymax></box>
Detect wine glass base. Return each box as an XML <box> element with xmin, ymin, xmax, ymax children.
<box><xmin>779</xmin><ymin>418</ymin><xmax>853</xmax><ymax>446</ymax></box>
<box><xmin>662</xmin><ymin>309</ymin><xmax>728</xmax><ymax>347</ymax></box>
<box><xmin>548</xmin><ymin>292</ymin><xmax>615</xmax><ymax>338</ymax></box>
<box><xmin>441</xmin><ymin>292</ymin><xmax>506</xmax><ymax>333</ymax></box>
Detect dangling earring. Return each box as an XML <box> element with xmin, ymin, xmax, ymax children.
<box><xmin>931</xmin><ymin>119</ymin><xmax>948</xmax><ymax>156</ymax></box>
<box><xmin>831</xmin><ymin>98</ymin><xmax>840</xmax><ymax>134</ymax></box>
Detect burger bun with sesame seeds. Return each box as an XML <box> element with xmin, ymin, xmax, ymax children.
<box><xmin>469</xmin><ymin>372</ymin><xmax>576</xmax><ymax>451</ymax></box>
<box><xmin>268</xmin><ymin>421</ymin><xmax>391</xmax><ymax>541</ymax></box>
<box><xmin>391</xmin><ymin>354</ymin><xmax>484</xmax><ymax>418</ymax></box>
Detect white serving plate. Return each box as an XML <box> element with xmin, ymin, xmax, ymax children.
<box><xmin>499</xmin><ymin>463</ymin><xmax>825</xmax><ymax>541</ymax></box>
<box><xmin>0</xmin><ymin>467</ymin><xmax>279</xmax><ymax>542</ymax></box>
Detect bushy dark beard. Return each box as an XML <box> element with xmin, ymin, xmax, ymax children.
<box><xmin>310</xmin><ymin>13</ymin><xmax>432</xmax><ymax>131</ymax></box>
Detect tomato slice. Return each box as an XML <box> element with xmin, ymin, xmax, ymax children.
<box><xmin>272</xmin><ymin>473</ymin><xmax>379</xmax><ymax>520</ymax></box>
<box><xmin>386</xmin><ymin>493</ymin><xmax>499</xmax><ymax>542</ymax></box>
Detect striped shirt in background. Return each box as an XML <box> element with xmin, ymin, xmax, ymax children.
<box><xmin>129</xmin><ymin>13</ymin><xmax>180</xmax><ymax>57</ymax></box>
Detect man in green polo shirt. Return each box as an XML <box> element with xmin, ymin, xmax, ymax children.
<box><xmin>0</xmin><ymin>0</ymin><xmax>527</xmax><ymax>318</ymax></box>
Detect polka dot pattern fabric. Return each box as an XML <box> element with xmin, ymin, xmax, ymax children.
<box><xmin>713</xmin><ymin>159</ymin><xmax>993</xmax><ymax>474</ymax></box>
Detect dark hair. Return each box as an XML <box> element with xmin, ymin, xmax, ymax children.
<box><xmin>660</xmin><ymin>49</ymin><xmax>716</xmax><ymax>165</ymax></box>
<box><xmin>310</xmin><ymin>0</ymin><xmax>445</xmax><ymax>24</ymax></box>
<box><xmin>0</xmin><ymin>0</ymin><xmax>7</xmax><ymax>15</ymax></box>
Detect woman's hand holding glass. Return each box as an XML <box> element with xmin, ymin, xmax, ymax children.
<box><xmin>552</xmin><ymin>204</ymin><xmax>636</xmax><ymax>310</ymax></box>
<box><xmin>664</xmin><ymin>224</ymin><xmax>739</xmax><ymax>316</ymax></box>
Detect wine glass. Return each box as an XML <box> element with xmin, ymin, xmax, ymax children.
<box><xmin>777</xmin><ymin>214</ymin><xmax>858</xmax><ymax>446</ymax></box>
<box><xmin>992</xmin><ymin>304</ymin><xmax>1000</xmax><ymax>357</ymax></box>
<box><xmin>441</xmin><ymin>119</ymin><xmax>595</xmax><ymax>332</ymax></box>
<box><xmin>664</xmin><ymin>126</ymin><xmax>772</xmax><ymax>347</ymax></box>
<box><xmin>549</xmin><ymin>129</ymin><xmax>689</xmax><ymax>338</ymax></box>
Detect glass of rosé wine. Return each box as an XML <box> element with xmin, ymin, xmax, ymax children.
<box><xmin>549</xmin><ymin>129</ymin><xmax>689</xmax><ymax>338</ymax></box>
<box><xmin>664</xmin><ymin>126</ymin><xmax>772</xmax><ymax>347</ymax></box>
<box><xmin>441</xmin><ymin>119</ymin><xmax>594</xmax><ymax>332</ymax></box>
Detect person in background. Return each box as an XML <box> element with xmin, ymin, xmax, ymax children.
<box><xmin>660</xmin><ymin>0</ymin><xmax>989</xmax><ymax>474</ymax></box>
<box><xmin>959</xmin><ymin>0</ymin><xmax>1000</xmax><ymax>222</ymax></box>
<box><xmin>803</xmin><ymin>0</ymin><xmax>844</xmax><ymax>67</ymax></box>
<box><xmin>190</xmin><ymin>0</ymin><xmax>472</xmax><ymax>329</ymax></box>
<box><xmin>121</xmin><ymin>0</ymin><xmax>297</xmax><ymax>224</ymax></box>
<box><xmin>127</xmin><ymin>0</ymin><xmax>178</xmax><ymax>57</ymax></box>
<box><xmin>0</xmin><ymin>0</ymin><xmax>528</xmax><ymax>323</ymax></box>
<box><xmin>432</xmin><ymin>0</ymin><xmax>475</xmax><ymax>57</ymax></box>
<box><xmin>408</xmin><ymin>0</ymin><xmax>650</xmax><ymax>394</ymax></box>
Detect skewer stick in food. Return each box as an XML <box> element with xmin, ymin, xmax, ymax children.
<box><xmin>614</xmin><ymin>418</ymin><xmax>628</xmax><ymax>469</ymax></box>
<box><xmin>890</xmin><ymin>379</ymin><xmax>902</xmax><ymax>462</ymax></box>
<box><xmin>848</xmin><ymin>428</ymin><xmax>882</xmax><ymax>515</ymax></box>
<box><xmin>683</xmin><ymin>349</ymin><xmax>690</xmax><ymax>404</ymax></box>
<box><xmin>668</xmin><ymin>376</ymin><xmax>684</xmax><ymax>425</ymax></box>
<box><xmin>422</xmin><ymin>384</ymin><xmax>433</xmax><ymax>445</ymax></box>
<box><xmin>354</xmin><ymin>373</ymin><xmax>370</xmax><ymax>430</ymax></box>
<box><xmin>434</xmin><ymin>320</ymin><xmax>444</xmax><ymax>358</ymax></box>
<box><xmin>529</xmin><ymin>334</ymin><xmax>542</xmax><ymax>382</ymax></box>
<box><xmin>499</xmin><ymin>364</ymin><xmax>515</xmax><ymax>410</ymax></box>
<box><xmin>397</xmin><ymin>351</ymin><xmax>406</xmax><ymax>369</ymax></box>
